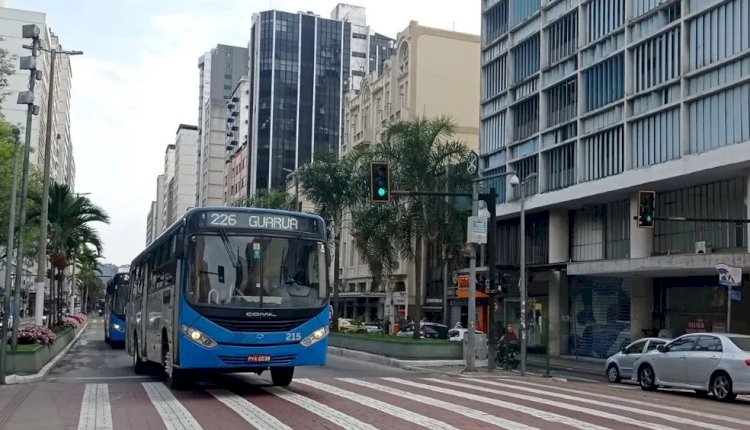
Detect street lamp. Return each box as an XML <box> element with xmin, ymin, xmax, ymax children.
<box><xmin>33</xmin><ymin>46</ymin><xmax>83</xmax><ymax>332</ymax></box>
<box><xmin>509</xmin><ymin>171</ymin><xmax>537</xmax><ymax>377</ymax></box>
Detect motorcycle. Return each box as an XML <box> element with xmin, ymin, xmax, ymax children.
<box><xmin>495</xmin><ymin>339</ymin><xmax>520</xmax><ymax>370</ymax></box>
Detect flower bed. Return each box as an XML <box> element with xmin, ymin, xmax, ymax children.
<box><xmin>62</xmin><ymin>313</ymin><xmax>87</xmax><ymax>329</ymax></box>
<box><xmin>7</xmin><ymin>316</ymin><xmax>88</xmax><ymax>375</ymax></box>
<box><xmin>18</xmin><ymin>325</ymin><xmax>56</xmax><ymax>345</ymax></box>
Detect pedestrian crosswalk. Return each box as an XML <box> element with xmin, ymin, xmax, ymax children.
<box><xmin>30</xmin><ymin>376</ymin><xmax>750</xmax><ymax>430</ymax></box>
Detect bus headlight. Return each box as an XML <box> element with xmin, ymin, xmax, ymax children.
<box><xmin>301</xmin><ymin>326</ymin><xmax>329</xmax><ymax>347</ymax></box>
<box><xmin>182</xmin><ymin>325</ymin><xmax>217</xmax><ymax>349</ymax></box>
<box><xmin>112</xmin><ymin>323</ymin><xmax>124</xmax><ymax>332</ymax></box>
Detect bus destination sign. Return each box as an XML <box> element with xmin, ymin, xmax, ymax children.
<box><xmin>204</xmin><ymin>211</ymin><xmax>316</xmax><ymax>233</ymax></box>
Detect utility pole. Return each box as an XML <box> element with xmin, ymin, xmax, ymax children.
<box><xmin>485</xmin><ymin>187</ymin><xmax>497</xmax><ymax>371</ymax></box>
<box><xmin>9</xmin><ymin>26</ymin><xmax>42</xmax><ymax>351</ymax></box>
<box><xmin>1</xmin><ymin>127</ymin><xmax>22</xmax><ymax>384</ymax></box>
<box><xmin>465</xmin><ymin>181</ymin><xmax>479</xmax><ymax>373</ymax></box>
<box><xmin>32</xmin><ymin>44</ymin><xmax>83</xmax><ymax>330</ymax></box>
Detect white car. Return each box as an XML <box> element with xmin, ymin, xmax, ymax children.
<box><xmin>631</xmin><ymin>333</ymin><xmax>750</xmax><ymax>401</ymax></box>
<box><xmin>604</xmin><ymin>337</ymin><xmax>668</xmax><ymax>383</ymax></box>
<box><xmin>448</xmin><ymin>328</ymin><xmax>485</xmax><ymax>342</ymax></box>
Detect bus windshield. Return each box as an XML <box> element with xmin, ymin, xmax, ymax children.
<box><xmin>188</xmin><ymin>234</ymin><xmax>327</xmax><ymax>309</ymax></box>
<box><xmin>111</xmin><ymin>283</ymin><xmax>129</xmax><ymax>317</ymax></box>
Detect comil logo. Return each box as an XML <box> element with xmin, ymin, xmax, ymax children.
<box><xmin>246</xmin><ymin>311</ymin><xmax>277</xmax><ymax>318</ymax></box>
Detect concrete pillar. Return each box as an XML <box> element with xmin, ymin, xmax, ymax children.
<box><xmin>548</xmin><ymin>270</ymin><xmax>569</xmax><ymax>356</ymax></box>
<box><xmin>548</xmin><ymin>209</ymin><xmax>570</xmax><ymax>356</ymax></box>
<box><xmin>746</xmin><ymin>170</ymin><xmax>750</xmax><ymax>253</ymax></box>
<box><xmin>629</xmin><ymin>192</ymin><xmax>654</xmax><ymax>259</ymax></box>
<box><xmin>630</xmin><ymin>278</ymin><xmax>654</xmax><ymax>341</ymax></box>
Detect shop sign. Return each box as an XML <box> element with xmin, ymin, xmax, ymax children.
<box><xmin>716</xmin><ymin>263</ymin><xmax>742</xmax><ymax>287</ymax></box>
<box><xmin>424</xmin><ymin>297</ymin><xmax>443</xmax><ymax>306</ymax></box>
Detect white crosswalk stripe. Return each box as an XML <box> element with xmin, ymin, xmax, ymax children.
<box><xmin>467</xmin><ymin>378</ymin><xmax>739</xmax><ymax>430</ymax></box>
<box><xmin>339</xmin><ymin>377</ymin><xmax>539</xmax><ymax>430</ymax></box>
<box><xmin>141</xmin><ymin>382</ymin><xmax>203</xmax><ymax>430</ymax></box>
<box><xmin>65</xmin><ymin>377</ymin><xmax>750</xmax><ymax>430</ymax></box>
<box><xmin>296</xmin><ymin>378</ymin><xmax>460</xmax><ymax>430</ymax></box>
<box><xmin>428</xmin><ymin>378</ymin><xmax>682</xmax><ymax>430</ymax></box>
<box><xmin>262</xmin><ymin>386</ymin><xmax>378</xmax><ymax>430</ymax></box>
<box><xmin>207</xmin><ymin>389</ymin><xmax>293</xmax><ymax>430</ymax></box>
<box><xmin>382</xmin><ymin>377</ymin><xmax>613</xmax><ymax>430</ymax></box>
<box><xmin>507</xmin><ymin>378</ymin><xmax>750</xmax><ymax>427</ymax></box>
<box><xmin>77</xmin><ymin>384</ymin><xmax>113</xmax><ymax>430</ymax></box>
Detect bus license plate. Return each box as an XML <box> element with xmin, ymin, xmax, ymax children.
<box><xmin>247</xmin><ymin>354</ymin><xmax>272</xmax><ymax>363</ymax></box>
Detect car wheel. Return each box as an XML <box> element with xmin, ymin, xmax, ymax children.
<box><xmin>606</xmin><ymin>364</ymin><xmax>621</xmax><ymax>383</ymax></box>
<box><xmin>711</xmin><ymin>372</ymin><xmax>737</xmax><ymax>402</ymax></box>
<box><xmin>639</xmin><ymin>365</ymin><xmax>656</xmax><ymax>391</ymax></box>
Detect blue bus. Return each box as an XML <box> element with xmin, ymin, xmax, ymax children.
<box><xmin>125</xmin><ymin>207</ymin><xmax>330</xmax><ymax>389</ymax></box>
<box><xmin>104</xmin><ymin>273</ymin><xmax>129</xmax><ymax>346</ymax></box>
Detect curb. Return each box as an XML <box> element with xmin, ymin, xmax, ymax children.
<box><xmin>5</xmin><ymin>319</ymin><xmax>90</xmax><ymax>385</ymax></box>
<box><xmin>329</xmin><ymin>346</ymin><xmax>480</xmax><ymax>368</ymax></box>
<box><xmin>526</xmin><ymin>360</ymin><xmax>603</xmax><ymax>377</ymax></box>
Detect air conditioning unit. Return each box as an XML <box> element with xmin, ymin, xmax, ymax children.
<box><xmin>695</xmin><ymin>241</ymin><xmax>712</xmax><ymax>254</ymax></box>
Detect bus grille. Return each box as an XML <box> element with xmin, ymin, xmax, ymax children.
<box><xmin>205</xmin><ymin>316</ymin><xmax>311</xmax><ymax>332</ymax></box>
<box><xmin>218</xmin><ymin>354</ymin><xmax>297</xmax><ymax>365</ymax></box>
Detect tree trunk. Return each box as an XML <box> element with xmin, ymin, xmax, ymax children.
<box><xmin>412</xmin><ymin>233</ymin><xmax>423</xmax><ymax>340</ymax></box>
<box><xmin>332</xmin><ymin>223</ymin><xmax>341</xmax><ymax>331</ymax></box>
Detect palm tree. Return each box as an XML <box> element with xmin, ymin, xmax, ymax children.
<box><xmin>71</xmin><ymin>244</ymin><xmax>102</xmax><ymax>314</ymax></box>
<box><xmin>357</xmin><ymin>116</ymin><xmax>470</xmax><ymax>338</ymax></box>
<box><xmin>29</xmin><ymin>182</ymin><xmax>109</xmax><ymax>326</ymax></box>
<box><xmin>297</xmin><ymin>150</ymin><xmax>367</xmax><ymax>329</ymax></box>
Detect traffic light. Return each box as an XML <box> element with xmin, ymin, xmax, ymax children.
<box><xmin>370</xmin><ymin>161</ymin><xmax>391</xmax><ymax>203</ymax></box>
<box><xmin>638</xmin><ymin>190</ymin><xmax>655</xmax><ymax>228</ymax></box>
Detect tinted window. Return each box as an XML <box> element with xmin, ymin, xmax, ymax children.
<box><xmin>626</xmin><ymin>340</ymin><xmax>647</xmax><ymax>354</ymax></box>
<box><xmin>728</xmin><ymin>336</ymin><xmax>750</xmax><ymax>351</ymax></box>
<box><xmin>668</xmin><ymin>336</ymin><xmax>698</xmax><ymax>352</ymax></box>
<box><xmin>695</xmin><ymin>336</ymin><xmax>722</xmax><ymax>352</ymax></box>
<box><xmin>646</xmin><ymin>340</ymin><xmax>666</xmax><ymax>351</ymax></box>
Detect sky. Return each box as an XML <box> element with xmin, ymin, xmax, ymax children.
<box><xmin>8</xmin><ymin>0</ymin><xmax>481</xmax><ymax>265</ymax></box>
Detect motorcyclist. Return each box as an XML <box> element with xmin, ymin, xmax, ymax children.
<box><xmin>498</xmin><ymin>324</ymin><xmax>519</xmax><ymax>368</ymax></box>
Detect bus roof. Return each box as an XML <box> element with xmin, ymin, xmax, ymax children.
<box><xmin>130</xmin><ymin>206</ymin><xmax>327</xmax><ymax>266</ymax></box>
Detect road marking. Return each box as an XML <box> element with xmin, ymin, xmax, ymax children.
<box><xmin>382</xmin><ymin>378</ymin><xmax>611</xmax><ymax>430</ymax></box>
<box><xmin>339</xmin><ymin>378</ymin><xmax>538</xmax><ymax>430</ymax></box>
<box><xmin>297</xmin><ymin>378</ymin><xmax>459</xmax><ymax>430</ymax></box>
<box><xmin>207</xmin><ymin>389</ymin><xmax>292</xmax><ymax>430</ymax></box>
<box><xmin>77</xmin><ymin>384</ymin><xmax>112</xmax><ymax>430</ymax></box>
<box><xmin>58</xmin><ymin>376</ymin><xmax>153</xmax><ymax>380</ymax></box>
<box><xmin>141</xmin><ymin>382</ymin><xmax>202</xmax><ymax>430</ymax></box>
<box><xmin>262</xmin><ymin>386</ymin><xmax>378</xmax><ymax>430</ymax></box>
<box><xmin>506</xmin><ymin>378</ymin><xmax>750</xmax><ymax>427</ymax></box>
<box><xmin>469</xmin><ymin>378</ymin><xmax>739</xmax><ymax>430</ymax></box>
<box><xmin>426</xmin><ymin>378</ymin><xmax>681</xmax><ymax>430</ymax></box>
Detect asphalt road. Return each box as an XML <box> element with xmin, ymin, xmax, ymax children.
<box><xmin>0</xmin><ymin>319</ymin><xmax>746</xmax><ymax>430</ymax></box>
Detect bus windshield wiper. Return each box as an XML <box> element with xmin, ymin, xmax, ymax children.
<box><xmin>218</xmin><ymin>228</ymin><xmax>238</xmax><ymax>268</ymax></box>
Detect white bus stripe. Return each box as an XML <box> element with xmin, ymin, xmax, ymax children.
<box><xmin>427</xmin><ymin>378</ymin><xmax>680</xmax><ymax>430</ymax></box>
<box><xmin>468</xmin><ymin>378</ymin><xmax>740</xmax><ymax>430</ymax></box>
<box><xmin>382</xmin><ymin>378</ymin><xmax>611</xmax><ymax>430</ymax></box>
<box><xmin>506</xmin><ymin>378</ymin><xmax>750</xmax><ymax>427</ymax></box>
<box><xmin>339</xmin><ymin>378</ymin><xmax>538</xmax><ymax>430</ymax></box>
<box><xmin>77</xmin><ymin>384</ymin><xmax>112</xmax><ymax>430</ymax></box>
<box><xmin>207</xmin><ymin>389</ymin><xmax>292</xmax><ymax>430</ymax></box>
<box><xmin>262</xmin><ymin>386</ymin><xmax>378</xmax><ymax>430</ymax></box>
<box><xmin>297</xmin><ymin>378</ymin><xmax>459</xmax><ymax>430</ymax></box>
<box><xmin>141</xmin><ymin>382</ymin><xmax>203</xmax><ymax>430</ymax></box>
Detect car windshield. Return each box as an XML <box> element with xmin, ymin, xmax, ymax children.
<box><xmin>188</xmin><ymin>234</ymin><xmax>327</xmax><ymax>309</ymax></box>
<box><xmin>728</xmin><ymin>336</ymin><xmax>750</xmax><ymax>351</ymax></box>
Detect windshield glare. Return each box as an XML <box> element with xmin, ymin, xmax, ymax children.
<box><xmin>188</xmin><ymin>234</ymin><xmax>327</xmax><ymax>309</ymax></box>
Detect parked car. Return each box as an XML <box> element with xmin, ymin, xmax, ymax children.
<box><xmin>448</xmin><ymin>328</ymin><xmax>486</xmax><ymax>342</ymax></box>
<box><xmin>631</xmin><ymin>333</ymin><xmax>750</xmax><ymax>401</ymax></box>
<box><xmin>361</xmin><ymin>322</ymin><xmax>382</xmax><ymax>334</ymax></box>
<box><xmin>397</xmin><ymin>322</ymin><xmax>448</xmax><ymax>339</ymax></box>
<box><xmin>337</xmin><ymin>318</ymin><xmax>361</xmax><ymax>333</ymax></box>
<box><xmin>605</xmin><ymin>337</ymin><xmax>668</xmax><ymax>383</ymax></box>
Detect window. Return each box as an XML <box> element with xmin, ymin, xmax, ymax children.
<box><xmin>633</xmin><ymin>28</ymin><xmax>680</xmax><ymax>92</ymax></box>
<box><xmin>632</xmin><ymin>108</ymin><xmax>680</xmax><ymax>168</ymax></box>
<box><xmin>695</xmin><ymin>336</ymin><xmax>722</xmax><ymax>352</ymax></box>
<box><xmin>728</xmin><ymin>336</ymin><xmax>750</xmax><ymax>351</ymax></box>
<box><xmin>585</xmin><ymin>54</ymin><xmax>624</xmax><ymax>111</ymax></box>
<box><xmin>352</xmin><ymin>51</ymin><xmax>366</xmax><ymax>58</ymax></box>
<box><xmin>547</xmin><ymin>11</ymin><xmax>577</xmax><ymax>65</ymax></box>
<box><xmin>626</xmin><ymin>340</ymin><xmax>647</xmax><ymax>354</ymax></box>
<box><xmin>546</xmin><ymin>78</ymin><xmax>576</xmax><ymax>127</ymax></box>
<box><xmin>512</xmin><ymin>34</ymin><xmax>540</xmax><ymax>83</ymax></box>
<box><xmin>544</xmin><ymin>142</ymin><xmax>575</xmax><ymax>192</ymax></box>
<box><xmin>587</xmin><ymin>0</ymin><xmax>624</xmax><ymax>42</ymax></box>
<box><xmin>510</xmin><ymin>0</ymin><xmax>540</xmax><ymax>26</ymax></box>
<box><xmin>668</xmin><ymin>336</ymin><xmax>698</xmax><ymax>352</ymax></box>
<box><xmin>646</xmin><ymin>340</ymin><xmax>666</xmax><ymax>352</ymax></box>
<box><xmin>483</xmin><ymin>0</ymin><xmax>509</xmax><ymax>44</ymax></box>
<box><xmin>689</xmin><ymin>0</ymin><xmax>749</xmax><ymax>70</ymax></box>
<box><xmin>512</xmin><ymin>95</ymin><xmax>539</xmax><ymax>141</ymax></box>
<box><xmin>353</xmin><ymin>32</ymin><xmax>367</xmax><ymax>40</ymax></box>
<box><xmin>582</xmin><ymin>126</ymin><xmax>624</xmax><ymax>182</ymax></box>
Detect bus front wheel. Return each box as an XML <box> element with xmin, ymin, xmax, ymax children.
<box><xmin>132</xmin><ymin>335</ymin><xmax>147</xmax><ymax>375</ymax></box>
<box><xmin>271</xmin><ymin>367</ymin><xmax>294</xmax><ymax>386</ymax></box>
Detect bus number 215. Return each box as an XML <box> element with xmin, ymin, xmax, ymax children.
<box><xmin>286</xmin><ymin>332</ymin><xmax>301</xmax><ymax>341</ymax></box>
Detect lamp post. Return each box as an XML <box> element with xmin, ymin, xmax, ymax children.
<box><xmin>32</xmin><ymin>46</ymin><xmax>83</xmax><ymax>333</ymax></box>
<box><xmin>509</xmin><ymin>171</ymin><xmax>537</xmax><ymax>377</ymax></box>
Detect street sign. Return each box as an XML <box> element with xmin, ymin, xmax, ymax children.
<box><xmin>467</xmin><ymin>216</ymin><xmax>487</xmax><ymax>244</ymax></box>
<box><xmin>466</xmin><ymin>151</ymin><xmax>479</xmax><ymax>175</ymax></box>
<box><xmin>716</xmin><ymin>263</ymin><xmax>742</xmax><ymax>287</ymax></box>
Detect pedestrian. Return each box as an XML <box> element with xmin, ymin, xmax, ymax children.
<box><xmin>383</xmin><ymin>319</ymin><xmax>391</xmax><ymax>335</ymax></box>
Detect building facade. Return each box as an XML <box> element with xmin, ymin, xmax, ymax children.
<box><xmin>197</xmin><ymin>45</ymin><xmax>248</xmax><ymax>207</ymax></box>
<box><xmin>170</xmin><ymin>124</ymin><xmax>199</xmax><ymax>226</ymax></box>
<box><xmin>338</xmin><ymin>21</ymin><xmax>481</xmax><ymax>323</ymax></box>
<box><xmin>480</xmin><ymin>0</ymin><xmax>750</xmax><ymax>358</ymax></box>
<box><xmin>145</xmin><ymin>201</ymin><xmax>157</xmax><ymax>245</ymax></box>
<box><xmin>247</xmin><ymin>8</ymin><xmax>359</xmax><ymax>196</ymax></box>
<box><xmin>224</xmin><ymin>76</ymin><xmax>250</xmax><ymax>206</ymax></box>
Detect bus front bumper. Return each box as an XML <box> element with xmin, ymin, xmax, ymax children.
<box><xmin>177</xmin><ymin>333</ymin><xmax>329</xmax><ymax>371</ymax></box>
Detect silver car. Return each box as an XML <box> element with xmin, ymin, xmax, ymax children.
<box><xmin>632</xmin><ymin>333</ymin><xmax>750</xmax><ymax>401</ymax></box>
<box><xmin>605</xmin><ymin>337</ymin><xmax>668</xmax><ymax>383</ymax></box>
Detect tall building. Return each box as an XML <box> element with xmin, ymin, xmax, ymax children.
<box><xmin>196</xmin><ymin>45</ymin><xmax>248</xmax><ymax>207</ymax></box>
<box><xmin>145</xmin><ymin>201</ymin><xmax>157</xmax><ymax>245</ymax></box>
<box><xmin>161</xmin><ymin>144</ymin><xmax>176</xmax><ymax>228</ymax></box>
<box><xmin>0</xmin><ymin>7</ymin><xmax>75</xmax><ymax>188</ymax></box>
<box><xmin>480</xmin><ymin>0</ymin><xmax>750</xmax><ymax>359</ymax></box>
<box><xmin>224</xmin><ymin>76</ymin><xmax>250</xmax><ymax>206</ymax></box>
<box><xmin>338</xmin><ymin>21</ymin><xmax>480</xmax><ymax>323</ymax></box>
<box><xmin>170</xmin><ymin>124</ymin><xmax>199</xmax><ymax>224</ymax></box>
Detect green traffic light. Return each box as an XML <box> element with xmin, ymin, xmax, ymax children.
<box><xmin>377</xmin><ymin>187</ymin><xmax>386</xmax><ymax>197</ymax></box>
